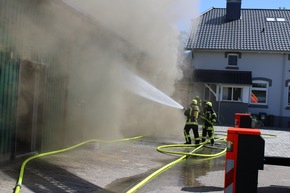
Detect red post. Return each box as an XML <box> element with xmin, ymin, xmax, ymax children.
<box><xmin>224</xmin><ymin>128</ymin><xmax>263</xmax><ymax>193</ymax></box>
<box><xmin>234</xmin><ymin>113</ymin><xmax>251</xmax><ymax>128</ymax></box>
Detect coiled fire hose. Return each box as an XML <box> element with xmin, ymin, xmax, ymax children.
<box><xmin>126</xmin><ymin>131</ymin><xmax>277</xmax><ymax>193</ymax></box>
<box><xmin>126</xmin><ymin>136</ymin><xmax>227</xmax><ymax>193</ymax></box>
<box><xmin>13</xmin><ymin>131</ymin><xmax>276</xmax><ymax>193</ymax></box>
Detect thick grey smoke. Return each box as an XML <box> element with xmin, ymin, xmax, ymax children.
<box><xmin>64</xmin><ymin>0</ymin><xmax>200</xmax><ymax>91</ymax></box>
<box><xmin>61</xmin><ymin>0</ymin><xmax>199</xmax><ymax>139</ymax></box>
<box><xmin>8</xmin><ymin>0</ymin><xmax>199</xmax><ymax>144</ymax></box>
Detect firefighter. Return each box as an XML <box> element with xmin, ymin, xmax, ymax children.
<box><xmin>195</xmin><ymin>96</ymin><xmax>203</xmax><ymax>123</ymax></box>
<box><xmin>201</xmin><ymin>101</ymin><xmax>217</xmax><ymax>145</ymax></box>
<box><xmin>195</xmin><ymin>96</ymin><xmax>202</xmax><ymax>109</ymax></box>
<box><xmin>183</xmin><ymin>99</ymin><xmax>200</xmax><ymax>144</ymax></box>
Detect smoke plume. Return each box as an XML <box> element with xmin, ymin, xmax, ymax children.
<box><xmin>61</xmin><ymin>0</ymin><xmax>199</xmax><ymax>139</ymax></box>
<box><xmin>8</xmin><ymin>0</ymin><xmax>199</xmax><ymax>144</ymax></box>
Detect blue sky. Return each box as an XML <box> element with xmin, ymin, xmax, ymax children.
<box><xmin>199</xmin><ymin>0</ymin><xmax>289</xmax><ymax>12</ymax></box>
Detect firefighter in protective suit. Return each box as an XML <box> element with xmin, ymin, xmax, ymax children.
<box><xmin>183</xmin><ymin>99</ymin><xmax>200</xmax><ymax>144</ymax></box>
<box><xmin>201</xmin><ymin>101</ymin><xmax>217</xmax><ymax>145</ymax></box>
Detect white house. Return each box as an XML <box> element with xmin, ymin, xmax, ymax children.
<box><xmin>185</xmin><ymin>0</ymin><xmax>290</xmax><ymax>127</ymax></box>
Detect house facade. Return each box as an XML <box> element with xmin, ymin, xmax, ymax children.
<box><xmin>185</xmin><ymin>0</ymin><xmax>290</xmax><ymax>127</ymax></box>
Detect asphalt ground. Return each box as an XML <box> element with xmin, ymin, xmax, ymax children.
<box><xmin>0</xmin><ymin>126</ymin><xmax>290</xmax><ymax>193</ymax></box>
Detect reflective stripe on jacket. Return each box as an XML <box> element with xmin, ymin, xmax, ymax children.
<box><xmin>202</xmin><ymin>109</ymin><xmax>217</xmax><ymax>126</ymax></box>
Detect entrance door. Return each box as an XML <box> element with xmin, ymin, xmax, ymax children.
<box><xmin>15</xmin><ymin>60</ymin><xmax>45</xmax><ymax>157</ymax></box>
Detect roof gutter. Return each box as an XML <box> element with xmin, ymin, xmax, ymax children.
<box><xmin>190</xmin><ymin>48</ymin><xmax>290</xmax><ymax>54</ymax></box>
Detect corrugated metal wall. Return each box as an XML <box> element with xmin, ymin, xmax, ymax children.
<box><xmin>0</xmin><ymin>52</ymin><xmax>19</xmax><ymax>160</ymax></box>
<box><xmin>0</xmin><ymin>0</ymin><xmax>69</xmax><ymax>161</ymax></box>
<box><xmin>0</xmin><ymin>0</ymin><xmax>20</xmax><ymax>161</ymax></box>
<box><xmin>0</xmin><ymin>0</ymin><xmax>133</xmax><ymax>162</ymax></box>
<box><xmin>41</xmin><ymin>63</ymin><xmax>68</xmax><ymax>152</ymax></box>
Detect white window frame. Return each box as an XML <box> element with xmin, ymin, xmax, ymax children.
<box><xmin>250</xmin><ymin>80</ymin><xmax>268</xmax><ymax>105</ymax></box>
<box><xmin>221</xmin><ymin>86</ymin><xmax>243</xmax><ymax>102</ymax></box>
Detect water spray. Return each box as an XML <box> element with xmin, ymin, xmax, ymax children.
<box><xmin>126</xmin><ymin>71</ymin><xmax>183</xmax><ymax>109</ymax></box>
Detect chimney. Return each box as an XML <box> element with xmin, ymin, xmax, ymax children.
<box><xmin>226</xmin><ymin>0</ymin><xmax>242</xmax><ymax>22</ymax></box>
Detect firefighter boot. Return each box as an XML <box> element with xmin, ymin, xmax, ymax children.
<box><xmin>210</xmin><ymin>139</ymin><xmax>214</xmax><ymax>146</ymax></box>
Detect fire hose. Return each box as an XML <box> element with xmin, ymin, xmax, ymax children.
<box><xmin>13</xmin><ymin>131</ymin><xmax>276</xmax><ymax>193</ymax></box>
<box><xmin>126</xmin><ymin>132</ymin><xmax>277</xmax><ymax>193</ymax></box>
<box><xmin>126</xmin><ymin>136</ymin><xmax>227</xmax><ymax>193</ymax></box>
<box><xmin>13</xmin><ymin>134</ymin><xmax>226</xmax><ymax>193</ymax></box>
<box><xmin>13</xmin><ymin>136</ymin><xmax>143</xmax><ymax>193</ymax></box>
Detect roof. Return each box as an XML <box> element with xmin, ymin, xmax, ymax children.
<box><xmin>186</xmin><ymin>8</ymin><xmax>290</xmax><ymax>52</ymax></box>
<box><xmin>192</xmin><ymin>69</ymin><xmax>252</xmax><ymax>85</ymax></box>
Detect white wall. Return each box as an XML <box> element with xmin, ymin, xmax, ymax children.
<box><xmin>192</xmin><ymin>51</ymin><xmax>290</xmax><ymax>117</ymax></box>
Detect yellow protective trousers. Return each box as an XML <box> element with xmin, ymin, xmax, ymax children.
<box><xmin>184</xmin><ymin>124</ymin><xmax>200</xmax><ymax>144</ymax></box>
<box><xmin>201</xmin><ymin>125</ymin><xmax>214</xmax><ymax>145</ymax></box>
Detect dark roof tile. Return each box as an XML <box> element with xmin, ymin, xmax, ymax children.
<box><xmin>186</xmin><ymin>8</ymin><xmax>290</xmax><ymax>52</ymax></box>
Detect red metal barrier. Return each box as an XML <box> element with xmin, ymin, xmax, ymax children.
<box><xmin>224</xmin><ymin>128</ymin><xmax>264</xmax><ymax>193</ymax></box>
<box><xmin>234</xmin><ymin>113</ymin><xmax>252</xmax><ymax>128</ymax></box>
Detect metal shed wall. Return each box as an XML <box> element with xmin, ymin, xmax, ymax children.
<box><xmin>0</xmin><ymin>0</ymin><xmax>69</xmax><ymax>161</ymax></box>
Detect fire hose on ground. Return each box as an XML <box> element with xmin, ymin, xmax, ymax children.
<box><xmin>127</xmin><ymin>131</ymin><xmax>277</xmax><ymax>193</ymax></box>
<box><xmin>13</xmin><ymin>136</ymin><xmax>143</xmax><ymax>193</ymax></box>
<box><xmin>13</xmin><ymin>131</ymin><xmax>276</xmax><ymax>193</ymax></box>
<box><xmin>126</xmin><ymin>136</ymin><xmax>227</xmax><ymax>193</ymax></box>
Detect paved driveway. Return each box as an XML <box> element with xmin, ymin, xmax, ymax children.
<box><xmin>1</xmin><ymin>126</ymin><xmax>290</xmax><ymax>193</ymax></box>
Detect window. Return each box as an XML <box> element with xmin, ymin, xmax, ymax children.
<box><xmin>266</xmin><ymin>17</ymin><xmax>275</xmax><ymax>21</ymax></box>
<box><xmin>250</xmin><ymin>81</ymin><xmax>268</xmax><ymax>104</ymax></box>
<box><xmin>266</xmin><ymin>17</ymin><xmax>286</xmax><ymax>22</ymax></box>
<box><xmin>287</xmin><ymin>83</ymin><xmax>290</xmax><ymax>106</ymax></box>
<box><xmin>204</xmin><ymin>87</ymin><xmax>210</xmax><ymax>101</ymax></box>
<box><xmin>222</xmin><ymin>87</ymin><xmax>242</xmax><ymax>101</ymax></box>
<box><xmin>228</xmin><ymin>54</ymin><xmax>238</xmax><ymax>66</ymax></box>
<box><xmin>203</xmin><ymin>84</ymin><xmax>216</xmax><ymax>101</ymax></box>
<box><xmin>276</xmin><ymin>18</ymin><xmax>286</xmax><ymax>22</ymax></box>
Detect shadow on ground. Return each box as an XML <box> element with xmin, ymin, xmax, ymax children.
<box><xmin>1</xmin><ymin>159</ymin><xmax>113</xmax><ymax>193</ymax></box>
<box><xmin>258</xmin><ymin>185</ymin><xmax>290</xmax><ymax>193</ymax></box>
<box><xmin>181</xmin><ymin>186</ymin><xmax>223</xmax><ymax>192</ymax></box>
<box><xmin>180</xmin><ymin>185</ymin><xmax>290</xmax><ymax>193</ymax></box>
